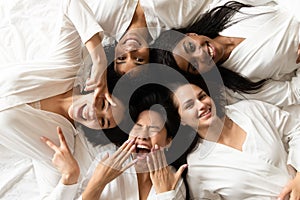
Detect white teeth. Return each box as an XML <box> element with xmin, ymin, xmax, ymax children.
<box><xmin>200</xmin><ymin>110</ymin><xmax>210</xmax><ymax>118</ymax></box>
<box><xmin>207</xmin><ymin>45</ymin><xmax>214</xmax><ymax>58</ymax></box>
<box><xmin>81</xmin><ymin>105</ymin><xmax>87</xmax><ymax>120</ymax></box>
<box><xmin>137</xmin><ymin>144</ymin><xmax>150</xmax><ymax>149</ymax></box>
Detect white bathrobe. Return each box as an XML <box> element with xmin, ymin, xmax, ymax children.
<box><xmin>219</xmin><ymin>3</ymin><xmax>300</xmax><ymax>106</ymax></box>
<box><xmin>75</xmin><ymin>143</ymin><xmax>186</xmax><ymax>200</ymax></box>
<box><xmin>187</xmin><ymin>100</ymin><xmax>300</xmax><ymax>199</ymax></box>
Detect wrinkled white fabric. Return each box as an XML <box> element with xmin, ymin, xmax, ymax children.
<box><xmin>187</xmin><ymin>100</ymin><xmax>300</xmax><ymax>199</ymax></box>
<box><xmin>76</xmin><ymin>143</ymin><xmax>186</xmax><ymax>200</ymax></box>
<box><xmin>220</xmin><ymin>4</ymin><xmax>300</xmax><ymax>106</ymax></box>
<box><xmin>0</xmin><ymin>0</ymin><xmax>102</xmax><ymax>111</ymax></box>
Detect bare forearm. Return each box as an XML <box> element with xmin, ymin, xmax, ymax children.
<box><xmin>82</xmin><ymin>176</ymin><xmax>106</xmax><ymax>200</ymax></box>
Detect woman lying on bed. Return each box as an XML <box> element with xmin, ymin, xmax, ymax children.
<box><xmin>168</xmin><ymin>73</ymin><xmax>300</xmax><ymax>200</ymax></box>
<box><xmin>0</xmin><ymin>65</ymin><xmax>127</xmax><ymax>199</ymax></box>
<box><xmin>42</xmin><ymin>83</ymin><xmax>188</xmax><ymax>200</ymax></box>
<box><xmin>153</xmin><ymin>0</ymin><xmax>300</xmax><ymax>107</ymax></box>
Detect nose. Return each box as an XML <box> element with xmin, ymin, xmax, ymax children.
<box><xmin>136</xmin><ymin>127</ymin><xmax>150</xmax><ymax>141</ymax></box>
<box><xmin>195</xmin><ymin>99</ymin><xmax>206</xmax><ymax>110</ymax></box>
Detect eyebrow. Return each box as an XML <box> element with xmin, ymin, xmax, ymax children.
<box><xmin>115</xmin><ymin>62</ymin><xmax>144</xmax><ymax>67</ymax></box>
<box><xmin>182</xmin><ymin>90</ymin><xmax>204</xmax><ymax>105</ymax></box>
<box><xmin>136</xmin><ymin>123</ymin><xmax>143</xmax><ymax>127</ymax></box>
<box><xmin>148</xmin><ymin>125</ymin><xmax>161</xmax><ymax>130</ymax></box>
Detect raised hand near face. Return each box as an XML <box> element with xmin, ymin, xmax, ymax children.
<box><xmin>82</xmin><ymin>138</ymin><xmax>137</xmax><ymax>200</ymax></box>
<box><xmin>84</xmin><ymin>34</ymin><xmax>116</xmax><ymax>108</ymax></box>
<box><xmin>41</xmin><ymin>127</ymin><xmax>80</xmax><ymax>185</ymax></box>
<box><xmin>147</xmin><ymin>144</ymin><xmax>188</xmax><ymax>194</ymax></box>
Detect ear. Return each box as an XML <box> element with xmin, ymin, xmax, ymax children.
<box><xmin>186</xmin><ymin>33</ymin><xmax>198</xmax><ymax>36</ymax></box>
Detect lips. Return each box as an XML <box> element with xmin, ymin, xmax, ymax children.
<box><xmin>72</xmin><ymin>104</ymin><xmax>95</xmax><ymax>121</ymax></box>
<box><xmin>136</xmin><ymin>144</ymin><xmax>151</xmax><ymax>154</ymax></box>
<box><xmin>206</xmin><ymin>42</ymin><xmax>215</xmax><ymax>59</ymax></box>
<box><xmin>198</xmin><ymin>108</ymin><xmax>212</xmax><ymax>119</ymax></box>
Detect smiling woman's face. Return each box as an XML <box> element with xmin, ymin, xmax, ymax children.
<box><xmin>68</xmin><ymin>93</ymin><xmax>125</xmax><ymax>130</ymax></box>
<box><xmin>173</xmin><ymin>83</ymin><xmax>214</xmax><ymax>132</ymax></box>
<box><xmin>172</xmin><ymin>34</ymin><xmax>224</xmax><ymax>74</ymax></box>
<box><xmin>114</xmin><ymin>30</ymin><xmax>149</xmax><ymax>75</ymax></box>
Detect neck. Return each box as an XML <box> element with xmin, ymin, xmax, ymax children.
<box><xmin>127</xmin><ymin>2</ymin><xmax>151</xmax><ymax>41</ymax></box>
<box><xmin>218</xmin><ymin>116</ymin><xmax>245</xmax><ymax>151</ymax></box>
<box><xmin>40</xmin><ymin>89</ymin><xmax>74</xmax><ymax>123</ymax></box>
<box><xmin>214</xmin><ymin>36</ymin><xmax>244</xmax><ymax>63</ymax></box>
<box><xmin>137</xmin><ymin>172</ymin><xmax>152</xmax><ymax>200</ymax></box>
<box><xmin>197</xmin><ymin>115</ymin><xmax>232</xmax><ymax>143</ymax></box>
<box><xmin>137</xmin><ymin>172</ymin><xmax>151</xmax><ymax>183</ymax></box>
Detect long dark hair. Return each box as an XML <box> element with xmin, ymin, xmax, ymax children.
<box><xmin>151</xmin><ymin>1</ymin><xmax>267</xmax><ymax>94</ymax></box>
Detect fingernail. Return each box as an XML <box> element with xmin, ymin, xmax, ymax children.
<box><xmin>184</xmin><ymin>164</ymin><xmax>188</xmax><ymax>168</ymax></box>
<box><xmin>125</xmin><ymin>139</ymin><xmax>131</xmax><ymax>144</ymax></box>
<box><xmin>155</xmin><ymin>144</ymin><xmax>159</xmax><ymax>150</ymax></box>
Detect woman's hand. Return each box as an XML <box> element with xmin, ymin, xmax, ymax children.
<box><xmin>84</xmin><ymin>34</ymin><xmax>116</xmax><ymax>107</ymax></box>
<box><xmin>82</xmin><ymin>138</ymin><xmax>137</xmax><ymax>200</ymax></box>
<box><xmin>41</xmin><ymin>127</ymin><xmax>80</xmax><ymax>185</ymax></box>
<box><xmin>147</xmin><ymin>144</ymin><xmax>188</xmax><ymax>193</ymax></box>
<box><xmin>93</xmin><ymin>138</ymin><xmax>137</xmax><ymax>186</ymax></box>
<box><xmin>278</xmin><ymin>172</ymin><xmax>300</xmax><ymax>200</ymax></box>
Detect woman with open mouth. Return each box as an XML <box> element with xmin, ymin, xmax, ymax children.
<box><xmin>42</xmin><ymin>83</ymin><xmax>188</xmax><ymax>199</ymax></box>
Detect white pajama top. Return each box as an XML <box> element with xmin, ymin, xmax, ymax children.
<box><xmin>219</xmin><ymin>4</ymin><xmax>300</xmax><ymax>106</ymax></box>
<box><xmin>0</xmin><ymin>0</ymin><xmax>102</xmax><ymax>111</ymax></box>
<box><xmin>187</xmin><ymin>100</ymin><xmax>300</xmax><ymax>199</ymax></box>
<box><xmin>76</xmin><ymin>143</ymin><xmax>186</xmax><ymax>200</ymax></box>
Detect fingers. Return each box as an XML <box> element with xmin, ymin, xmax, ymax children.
<box><xmin>41</xmin><ymin>127</ymin><xmax>70</xmax><ymax>153</ymax></box>
<box><xmin>155</xmin><ymin>145</ymin><xmax>164</xmax><ymax>169</ymax></box>
<box><xmin>121</xmin><ymin>159</ymin><xmax>138</xmax><ymax>172</ymax></box>
<box><xmin>56</xmin><ymin>127</ymin><xmax>69</xmax><ymax>150</ymax></box>
<box><xmin>147</xmin><ymin>144</ymin><xmax>168</xmax><ymax>173</ymax></box>
<box><xmin>102</xmin><ymin>138</ymin><xmax>136</xmax><ymax>169</ymax></box>
<box><xmin>115</xmin><ymin>138</ymin><xmax>136</xmax><ymax>155</ymax></box>
<box><xmin>175</xmin><ymin>164</ymin><xmax>188</xmax><ymax>181</ymax></box>
<box><xmin>104</xmin><ymin>93</ymin><xmax>116</xmax><ymax>107</ymax></box>
<box><xmin>40</xmin><ymin>136</ymin><xmax>59</xmax><ymax>152</ymax></box>
<box><xmin>84</xmin><ymin>78</ymin><xmax>97</xmax><ymax>92</ymax></box>
<box><xmin>118</xmin><ymin>145</ymin><xmax>136</xmax><ymax>164</ymax></box>
<box><xmin>147</xmin><ymin>155</ymin><xmax>154</xmax><ymax>172</ymax></box>
<box><xmin>278</xmin><ymin>183</ymin><xmax>292</xmax><ymax>200</ymax></box>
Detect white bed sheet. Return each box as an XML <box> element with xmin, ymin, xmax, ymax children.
<box><xmin>0</xmin><ymin>144</ymin><xmax>39</xmax><ymax>200</ymax></box>
<box><xmin>0</xmin><ymin>0</ymin><xmax>298</xmax><ymax>199</ymax></box>
<box><xmin>0</xmin><ymin>134</ymin><xmax>95</xmax><ymax>199</ymax></box>
<box><xmin>0</xmin><ymin>0</ymin><xmax>61</xmax><ymax>64</ymax></box>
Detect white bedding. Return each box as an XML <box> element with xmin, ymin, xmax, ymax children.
<box><xmin>0</xmin><ymin>144</ymin><xmax>39</xmax><ymax>199</ymax></box>
<box><xmin>0</xmin><ymin>0</ymin><xmax>60</xmax><ymax>63</ymax></box>
<box><xmin>0</xmin><ymin>0</ymin><xmax>298</xmax><ymax>199</ymax></box>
